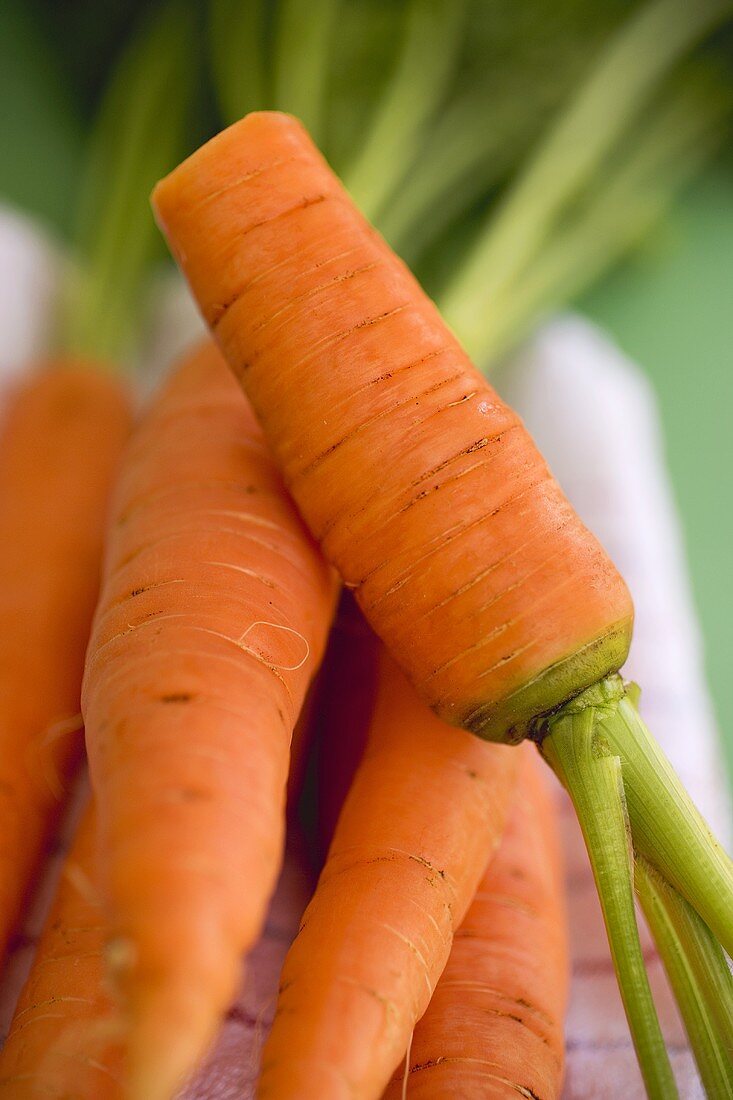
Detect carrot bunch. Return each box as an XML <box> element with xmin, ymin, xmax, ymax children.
<box><xmin>0</xmin><ymin>3</ymin><xmax>731</xmax><ymax>1098</ymax></box>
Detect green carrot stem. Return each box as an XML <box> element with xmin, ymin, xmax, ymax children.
<box><xmin>595</xmin><ymin>688</ymin><xmax>733</xmax><ymax>959</ymax></box>
<box><xmin>376</xmin><ymin>86</ymin><xmax>529</xmax><ymax>257</ymax></box>
<box><xmin>540</xmin><ymin>696</ymin><xmax>678</xmax><ymax>1099</ymax></box>
<box><xmin>209</xmin><ymin>0</ymin><xmax>268</xmax><ymax>123</ymax></box>
<box><xmin>455</xmin><ymin>80</ymin><xmax>728</xmax><ymax>366</ymax></box>
<box><xmin>636</xmin><ymin>858</ymin><xmax>733</xmax><ymax>1097</ymax></box>
<box><xmin>272</xmin><ymin>0</ymin><xmax>338</xmax><ymax>146</ymax></box>
<box><xmin>60</xmin><ymin>0</ymin><xmax>196</xmax><ymax>365</ymax></box>
<box><xmin>342</xmin><ymin>0</ymin><xmax>467</xmax><ymax>223</ymax></box>
<box><xmin>439</xmin><ymin>0</ymin><xmax>732</xmax><ymax>353</ymax></box>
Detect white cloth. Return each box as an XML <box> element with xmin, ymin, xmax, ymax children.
<box><xmin>0</xmin><ymin>208</ymin><xmax>59</xmax><ymax>390</ymax></box>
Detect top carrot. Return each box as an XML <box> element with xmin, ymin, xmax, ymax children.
<box><xmin>152</xmin><ymin>111</ymin><xmax>633</xmax><ymax>745</ymax></box>
<box><xmin>152</xmin><ymin>111</ymin><xmax>733</xmax><ymax>1096</ymax></box>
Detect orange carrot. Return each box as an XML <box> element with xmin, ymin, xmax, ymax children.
<box><xmin>383</xmin><ymin>746</ymin><xmax>568</xmax><ymax>1100</ymax></box>
<box><xmin>0</xmin><ymin>800</ymin><xmax>122</xmax><ymax>1099</ymax></box>
<box><xmin>258</xmin><ymin>647</ymin><xmax>518</xmax><ymax>1099</ymax></box>
<box><xmin>81</xmin><ymin>339</ymin><xmax>336</xmax><ymax>1099</ymax></box>
<box><xmin>152</xmin><ymin>111</ymin><xmax>633</xmax><ymax>746</ymax></box>
<box><xmin>0</xmin><ymin>364</ymin><xmax>131</xmax><ymax>960</ymax></box>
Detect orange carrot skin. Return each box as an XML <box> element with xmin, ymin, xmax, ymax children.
<box><xmin>152</xmin><ymin>112</ymin><xmax>633</xmax><ymax>745</ymax></box>
<box><xmin>81</xmin><ymin>340</ymin><xmax>336</xmax><ymax>1095</ymax></box>
<box><xmin>0</xmin><ymin>803</ymin><xmax>122</xmax><ymax>1099</ymax></box>
<box><xmin>258</xmin><ymin>649</ymin><xmax>518</xmax><ymax>1100</ymax></box>
<box><xmin>0</xmin><ymin>364</ymin><xmax>131</xmax><ymax>959</ymax></box>
<box><xmin>383</xmin><ymin>746</ymin><xmax>569</xmax><ymax>1100</ymax></box>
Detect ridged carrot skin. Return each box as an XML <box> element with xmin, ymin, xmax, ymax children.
<box><xmin>258</xmin><ymin>648</ymin><xmax>518</xmax><ymax>1099</ymax></box>
<box><xmin>81</xmin><ymin>340</ymin><xmax>336</xmax><ymax>1099</ymax></box>
<box><xmin>383</xmin><ymin>746</ymin><xmax>568</xmax><ymax>1100</ymax></box>
<box><xmin>0</xmin><ymin>803</ymin><xmax>122</xmax><ymax>1099</ymax></box>
<box><xmin>152</xmin><ymin>111</ymin><xmax>634</xmax><ymax>745</ymax></box>
<box><xmin>0</xmin><ymin>364</ymin><xmax>131</xmax><ymax>959</ymax></box>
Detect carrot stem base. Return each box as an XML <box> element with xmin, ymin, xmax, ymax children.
<box><xmin>539</xmin><ymin>673</ymin><xmax>733</xmax><ymax>1096</ymax></box>
<box><xmin>539</xmin><ymin>688</ymin><xmax>677</xmax><ymax>1099</ymax></box>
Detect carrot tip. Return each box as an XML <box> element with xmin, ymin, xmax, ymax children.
<box><xmin>122</xmin><ymin>984</ymin><xmax>220</xmax><ymax>1100</ymax></box>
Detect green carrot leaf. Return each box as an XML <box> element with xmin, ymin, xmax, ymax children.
<box><xmin>440</xmin><ymin>0</ymin><xmax>733</xmax><ymax>353</ymax></box>
<box><xmin>61</xmin><ymin>0</ymin><xmax>198</xmax><ymax>365</ymax></box>
<box><xmin>342</xmin><ymin>0</ymin><xmax>467</xmax><ymax>223</ymax></box>
<box><xmin>272</xmin><ymin>0</ymin><xmax>340</xmax><ymax>147</ymax></box>
<box><xmin>636</xmin><ymin>858</ymin><xmax>733</xmax><ymax>1097</ymax></box>
<box><xmin>541</xmin><ymin>693</ymin><xmax>678</xmax><ymax>1099</ymax></box>
<box><xmin>209</xmin><ymin>0</ymin><xmax>269</xmax><ymax>124</ymax></box>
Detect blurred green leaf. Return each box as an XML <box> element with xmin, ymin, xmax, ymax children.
<box><xmin>342</xmin><ymin>0</ymin><xmax>468</xmax><ymax>221</ymax></box>
<box><xmin>321</xmin><ymin>0</ymin><xmax>405</xmax><ymax>172</ymax></box>
<box><xmin>61</xmin><ymin>0</ymin><xmax>200</xmax><ymax>364</ymax></box>
<box><xmin>440</xmin><ymin>0</ymin><xmax>733</xmax><ymax>356</ymax></box>
<box><xmin>273</xmin><ymin>0</ymin><xmax>340</xmax><ymax>146</ymax></box>
<box><xmin>380</xmin><ymin>0</ymin><xmax>632</xmax><ymax>263</ymax></box>
<box><xmin>209</xmin><ymin>0</ymin><xmax>270</xmax><ymax>123</ymax></box>
<box><xmin>0</xmin><ymin>1</ymin><xmax>81</xmax><ymax>235</ymax></box>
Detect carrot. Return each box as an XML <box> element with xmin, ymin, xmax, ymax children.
<box><xmin>258</xmin><ymin>646</ymin><xmax>517</xmax><ymax>1099</ymax></box>
<box><xmin>383</xmin><ymin>746</ymin><xmax>568</xmax><ymax>1100</ymax></box>
<box><xmin>153</xmin><ymin>112</ymin><xmax>733</xmax><ymax>1095</ymax></box>
<box><xmin>152</xmin><ymin>111</ymin><xmax>633</xmax><ymax>744</ymax></box>
<box><xmin>0</xmin><ymin>799</ymin><xmax>123</xmax><ymax>1099</ymax></box>
<box><xmin>80</xmin><ymin>338</ymin><xmax>336</xmax><ymax>1100</ymax></box>
<box><xmin>0</xmin><ymin>364</ymin><xmax>131</xmax><ymax>960</ymax></box>
<box><xmin>0</xmin><ymin>774</ymin><xmax>317</xmax><ymax>1100</ymax></box>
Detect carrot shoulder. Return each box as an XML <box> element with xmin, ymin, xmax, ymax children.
<box><xmin>258</xmin><ymin>645</ymin><xmax>518</xmax><ymax>1099</ymax></box>
<box><xmin>81</xmin><ymin>340</ymin><xmax>336</xmax><ymax>1099</ymax></box>
<box><xmin>384</xmin><ymin>746</ymin><xmax>569</xmax><ymax>1100</ymax></box>
<box><xmin>151</xmin><ymin>111</ymin><xmax>633</xmax><ymax>746</ymax></box>
<box><xmin>0</xmin><ymin>364</ymin><xmax>131</xmax><ymax>959</ymax></box>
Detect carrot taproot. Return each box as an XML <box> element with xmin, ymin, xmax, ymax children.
<box><xmin>383</xmin><ymin>745</ymin><xmax>568</xmax><ymax>1100</ymax></box>
<box><xmin>0</xmin><ymin>364</ymin><xmax>131</xmax><ymax>960</ymax></box>
<box><xmin>151</xmin><ymin>111</ymin><xmax>633</xmax><ymax>745</ymax></box>
<box><xmin>81</xmin><ymin>338</ymin><xmax>336</xmax><ymax>1100</ymax></box>
<box><xmin>0</xmin><ymin>799</ymin><xmax>123</xmax><ymax>1099</ymax></box>
<box><xmin>258</xmin><ymin>646</ymin><xmax>517</xmax><ymax>1100</ymax></box>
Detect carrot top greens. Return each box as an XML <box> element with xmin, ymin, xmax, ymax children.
<box><xmin>60</xmin><ymin>0</ymin><xmax>197</xmax><ymax>365</ymax></box>
<box><xmin>208</xmin><ymin>0</ymin><xmax>731</xmax><ymax>368</ymax></box>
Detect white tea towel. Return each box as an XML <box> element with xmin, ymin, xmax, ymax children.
<box><xmin>0</xmin><ymin>208</ymin><xmax>59</xmax><ymax>390</ymax></box>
